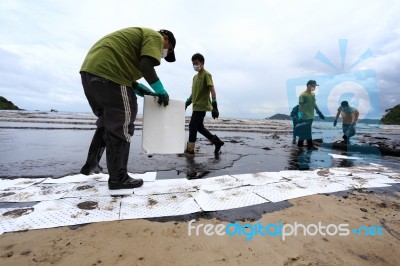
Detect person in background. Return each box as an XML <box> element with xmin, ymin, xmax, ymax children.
<box><xmin>298</xmin><ymin>80</ymin><xmax>325</xmax><ymax>150</ymax></box>
<box><xmin>333</xmin><ymin>101</ymin><xmax>359</xmax><ymax>144</ymax></box>
<box><xmin>79</xmin><ymin>27</ymin><xmax>176</xmax><ymax>190</ymax></box>
<box><xmin>185</xmin><ymin>53</ymin><xmax>224</xmax><ymax>155</ymax></box>
<box><xmin>290</xmin><ymin>105</ymin><xmax>299</xmax><ymax>144</ymax></box>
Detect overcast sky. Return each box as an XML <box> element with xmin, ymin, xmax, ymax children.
<box><xmin>0</xmin><ymin>0</ymin><xmax>399</xmax><ymax>119</ymax></box>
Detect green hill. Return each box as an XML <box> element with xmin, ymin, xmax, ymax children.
<box><xmin>381</xmin><ymin>104</ymin><xmax>400</xmax><ymax>125</ymax></box>
<box><xmin>0</xmin><ymin>96</ymin><xmax>21</xmax><ymax>110</ymax></box>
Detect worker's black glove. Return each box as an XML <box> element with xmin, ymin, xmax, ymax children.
<box><xmin>211</xmin><ymin>100</ymin><xmax>219</xmax><ymax>119</ymax></box>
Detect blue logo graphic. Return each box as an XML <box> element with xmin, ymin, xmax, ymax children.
<box><xmin>351</xmin><ymin>225</ymin><xmax>383</xmax><ymax>236</ymax></box>
<box><xmin>287</xmin><ymin>39</ymin><xmax>381</xmax><ymax>120</ymax></box>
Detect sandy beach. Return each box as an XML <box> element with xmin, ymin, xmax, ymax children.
<box><xmin>0</xmin><ymin>189</ymin><xmax>399</xmax><ymax>265</ymax></box>
<box><xmin>0</xmin><ymin>111</ymin><xmax>400</xmax><ymax>265</ymax></box>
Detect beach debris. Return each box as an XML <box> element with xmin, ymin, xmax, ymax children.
<box><xmin>380</xmin><ymin>218</ymin><xmax>400</xmax><ymax>241</ymax></box>
<box><xmin>77</xmin><ymin>201</ymin><xmax>98</xmax><ymax>210</ymax></box>
<box><xmin>2</xmin><ymin>207</ymin><xmax>34</xmax><ymax>218</ymax></box>
<box><xmin>360</xmin><ymin>207</ymin><xmax>368</xmax><ymax>212</ymax></box>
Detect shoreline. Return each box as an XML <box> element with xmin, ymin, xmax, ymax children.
<box><xmin>1</xmin><ymin>110</ymin><xmax>399</xmax><ymax>265</ymax></box>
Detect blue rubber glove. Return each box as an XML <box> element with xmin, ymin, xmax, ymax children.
<box><xmin>316</xmin><ymin>110</ymin><xmax>325</xmax><ymax>120</ymax></box>
<box><xmin>211</xmin><ymin>99</ymin><xmax>219</xmax><ymax>119</ymax></box>
<box><xmin>333</xmin><ymin>120</ymin><xmax>337</xmax><ymax>127</ymax></box>
<box><xmin>185</xmin><ymin>98</ymin><xmax>192</xmax><ymax>110</ymax></box>
<box><xmin>150</xmin><ymin>79</ymin><xmax>169</xmax><ymax>106</ymax></box>
<box><xmin>133</xmin><ymin>83</ymin><xmax>156</xmax><ymax>97</ymax></box>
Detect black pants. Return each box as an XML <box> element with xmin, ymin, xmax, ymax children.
<box><xmin>81</xmin><ymin>72</ymin><xmax>137</xmax><ymax>143</ymax></box>
<box><xmin>188</xmin><ymin>111</ymin><xmax>213</xmax><ymax>142</ymax></box>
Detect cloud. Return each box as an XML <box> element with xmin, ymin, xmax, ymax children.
<box><xmin>0</xmin><ymin>0</ymin><xmax>399</xmax><ymax>118</ymax></box>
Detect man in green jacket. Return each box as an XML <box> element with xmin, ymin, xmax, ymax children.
<box><xmin>79</xmin><ymin>27</ymin><xmax>176</xmax><ymax>189</ymax></box>
<box><xmin>297</xmin><ymin>80</ymin><xmax>325</xmax><ymax>150</ymax></box>
<box><xmin>185</xmin><ymin>53</ymin><xmax>224</xmax><ymax>155</ymax></box>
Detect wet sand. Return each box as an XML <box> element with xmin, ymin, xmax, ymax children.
<box><xmin>1</xmin><ymin>111</ymin><xmax>400</xmax><ymax>265</ymax></box>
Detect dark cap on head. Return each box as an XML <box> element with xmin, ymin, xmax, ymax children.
<box><xmin>159</xmin><ymin>29</ymin><xmax>176</xmax><ymax>62</ymax></box>
<box><xmin>341</xmin><ymin>101</ymin><xmax>349</xmax><ymax>107</ymax></box>
<box><xmin>306</xmin><ymin>80</ymin><xmax>319</xmax><ymax>86</ymax></box>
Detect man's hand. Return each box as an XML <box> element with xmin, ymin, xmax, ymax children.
<box><xmin>316</xmin><ymin>110</ymin><xmax>325</xmax><ymax>120</ymax></box>
<box><xmin>185</xmin><ymin>98</ymin><xmax>192</xmax><ymax>110</ymax></box>
<box><xmin>150</xmin><ymin>80</ymin><xmax>169</xmax><ymax>106</ymax></box>
<box><xmin>212</xmin><ymin>99</ymin><xmax>219</xmax><ymax>119</ymax></box>
<box><xmin>333</xmin><ymin>120</ymin><xmax>337</xmax><ymax>127</ymax></box>
<box><xmin>157</xmin><ymin>94</ymin><xmax>169</xmax><ymax>107</ymax></box>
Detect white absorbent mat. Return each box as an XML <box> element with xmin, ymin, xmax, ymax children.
<box><xmin>351</xmin><ymin>172</ymin><xmax>398</xmax><ymax>183</ymax></box>
<box><xmin>0</xmin><ymin>178</ymin><xmax>46</xmax><ymax>191</ymax></box>
<box><xmin>329</xmin><ymin>153</ymin><xmax>362</xmax><ymax>160</ymax></box>
<box><xmin>142</xmin><ymin>96</ymin><xmax>185</xmax><ymax>154</ymax></box>
<box><xmin>193</xmin><ymin>187</ymin><xmax>269</xmax><ymax>211</ymax></box>
<box><xmin>253</xmin><ymin>181</ymin><xmax>315</xmax><ymax>202</ymax></box>
<box><xmin>188</xmin><ymin>175</ymin><xmax>246</xmax><ymax>192</ymax></box>
<box><xmin>43</xmin><ymin>172</ymin><xmax>157</xmax><ymax>183</ymax></box>
<box><xmin>62</xmin><ymin>181</ymin><xmax>134</xmax><ymax>198</ymax></box>
<box><xmin>133</xmin><ymin>178</ymin><xmax>196</xmax><ymax>195</ymax></box>
<box><xmin>231</xmin><ymin>172</ymin><xmax>284</xmax><ymax>186</ymax></box>
<box><xmin>293</xmin><ymin>178</ymin><xmax>352</xmax><ymax>194</ymax></box>
<box><xmin>15</xmin><ymin>197</ymin><xmax>122</xmax><ymax>231</ymax></box>
<box><xmin>119</xmin><ymin>193</ymin><xmax>201</xmax><ymax>219</ymax></box>
<box><xmin>0</xmin><ymin>183</ymin><xmax>76</xmax><ymax>202</ymax></box>
<box><xmin>0</xmin><ymin>207</ymin><xmax>35</xmax><ymax>234</ymax></box>
<box><xmin>43</xmin><ymin>173</ymin><xmax>108</xmax><ymax>184</ymax></box>
<box><xmin>278</xmin><ymin>170</ymin><xmax>320</xmax><ymax>181</ymax></box>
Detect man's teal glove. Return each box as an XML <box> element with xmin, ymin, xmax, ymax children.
<box><xmin>133</xmin><ymin>83</ymin><xmax>156</xmax><ymax>97</ymax></box>
<box><xmin>185</xmin><ymin>98</ymin><xmax>192</xmax><ymax>110</ymax></box>
<box><xmin>211</xmin><ymin>99</ymin><xmax>219</xmax><ymax>119</ymax></box>
<box><xmin>333</xmin><ymin>120</ymin><xmax>337</xmax><ymax>127</ymax></box>
<box><xmin>150</xmin><ymin>79</ymin><xmax>169</xmax><ymax>106</ymax></box>
<box><xmin>297</xmin><ymin>112</ymin><xmax>303</xmax><ymax>119</ymax></box>
<box><xmin>316</xmin><ymin>110</ymin><xmax>325</xmax><ymax>120</ymax></box>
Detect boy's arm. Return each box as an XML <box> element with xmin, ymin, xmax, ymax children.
<box><xmin>335</xmin><ymin>109</ymin><xmax>341</xmax><ymax>120</ymax></box>
<box><xmin>333</xmin><ymin>109</ymin><xmax>341</xmax><ymax>127</ymax></box>
<box><xmin>314</xmin><ymin>104</ymin><xmax>325</xmax><ymax>120</ymax></box>
<box><xmin>353</xmin><ymin>109</ymin><xmax>360</xmax><ymax>124</ymax></box>
<box><xmin>209</xmin><ymin>85</ymin><xmax>216</xmax><ymax>100</ymax></box>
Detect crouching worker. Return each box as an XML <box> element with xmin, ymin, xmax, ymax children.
<box><xmin>290</xmin><ymin>105</ymin><xmax>300</xmax><ymax>144</ymax></box>
<box><xmin>333</xmin><ymin>101</ymin><xmax>359</xmax><ymax>144</ymax></box>
<box><xmin>185</xmin><ymin>53</ymin><xmax>224</xmax><ymax>155</ymax></box>
<box><xmin>79</xmin><ymin>27</ymin><xmax>176</xmax><ymax>189</ymax></box>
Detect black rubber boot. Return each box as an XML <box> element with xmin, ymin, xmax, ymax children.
<box><xmin>80</xmin><ymin>128</ymin><xmax>106</xmax><ymax>175</ymax></box>
<box><xmin>297</xmin><ymin>140</ymin><xmax>304</xmax><ymax>147</ymax></box>
<box><xmin>307</xmin><ymin>139</ymin><xmax>318</xmax><ymax>150</ymax></box>
<box><xmin>211</xmin><ymin>135</ymin><xmax>224</xmax><ymax>154</ymax></box>
<box><xmin>106</xmin><ymin>140</ymin><xmax>143</xmax><ymax>190</ymax></box>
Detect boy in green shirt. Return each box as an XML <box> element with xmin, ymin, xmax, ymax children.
<box><xmin>185</xmin><ymin>53</ymin><xmax>224</xmax><ymax>155</ymax></box>
<box><xmin>80</xmin><ymin>27</ymin><xmax>176</xmax><ymax>190</ymax></box>
<box><xmin>297</xmin><ymin>80</ymin><xmax>325</xmax><ymax>150</ymax></box>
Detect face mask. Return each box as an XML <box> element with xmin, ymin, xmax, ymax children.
<box><xmin>162</xmin><ymin>49</ymin><xmax>168</xmax><ymax>58</ymax></box>
<box><xmin>193</xmin><ymin>65</ymin><xmax>201</xmax><ymax>71</ymax></box>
